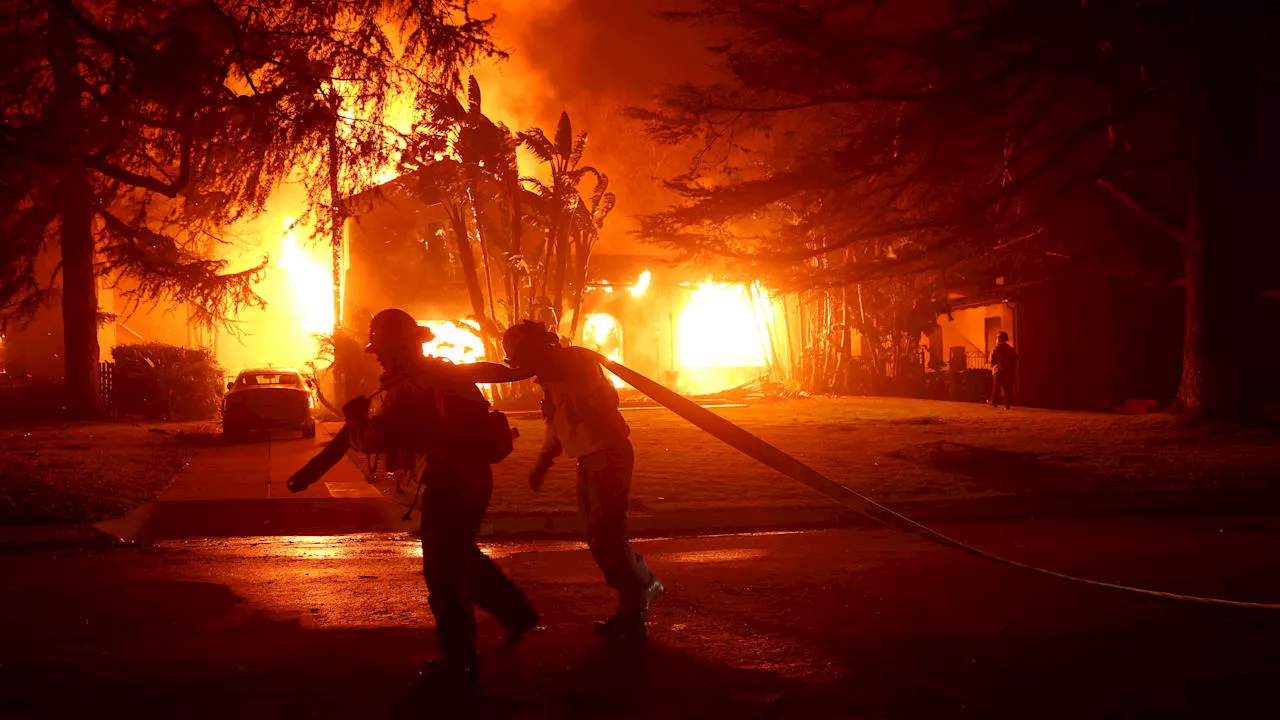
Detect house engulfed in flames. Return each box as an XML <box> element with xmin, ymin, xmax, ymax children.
<box><xmin>334</xmin><ymin>170</ymin><xmax>796</xmax><ymax>403</ymax></box>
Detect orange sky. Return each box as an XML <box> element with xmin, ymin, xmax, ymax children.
<box><xmin>470</xmin><ymin>0</ymin><xmax>716</xmax><ymax>255</ymax></box>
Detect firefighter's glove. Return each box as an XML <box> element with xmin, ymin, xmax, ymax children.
<box><xmin>529</xmin><ymin>455</ymin><xmax>554</xmax><ymax>493</ymax></box>
<box><xmin>342</xmin><ymin>395</ymin><xmax>371</xmax><ymax>421</ymax></box>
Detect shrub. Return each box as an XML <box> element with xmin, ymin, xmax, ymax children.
<box><xmin>111</xmin><ymin>343</ymin><xmax>223</xmax><ymax>421</ymax></box>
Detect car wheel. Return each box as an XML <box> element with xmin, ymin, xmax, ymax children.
<box><xmin>302</xmin><ymin>421</ymin><xmax>316</xmax><ymax>439</ymax></box>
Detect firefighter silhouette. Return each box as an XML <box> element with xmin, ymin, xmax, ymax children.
<box><xmin>503</xmin><ymin>320</ymin><xmax>664</xmax><ymax>641</ymax></box>
<box><xmin>345</xmin><ymin>308</ymin><xmax>539</xmax><ymax>682</ymax></box>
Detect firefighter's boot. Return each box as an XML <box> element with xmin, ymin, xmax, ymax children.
<box><xmin>595</xmin><ymin>577</ymin><xmax>664</xmax><ymax>641</ymax></box>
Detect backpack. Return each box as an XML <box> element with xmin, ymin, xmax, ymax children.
<box><xmin>478</xmin><ymin>409</ymin><xmax>518</xmax><ymax>464</ymax></box>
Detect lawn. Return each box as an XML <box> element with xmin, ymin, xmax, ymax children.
<box><xmin>0</xmin><ymin>422</ymin><xmax>211</xmax><ymax>525</ymax></box>
<box><xmin>5</xmin><ymin>397</ymin><xmax>1277</xmax><ymax>527</ymax></box>
<box><xmin>490</xmin><ymin>397</ymin><xmax>1280</xmax><ymax>516</ymax></box>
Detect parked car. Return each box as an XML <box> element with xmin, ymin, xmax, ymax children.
<box><xmin>222</xmin><ymin>367</ymin><xmax>316</xmax><ymax>441</ymax></box>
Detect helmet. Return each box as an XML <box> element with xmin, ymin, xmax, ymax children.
<box><xmin>366</xmin><ymin>308</ymin><xmax>433</xmax><ymax>354</ymax></box>
<box><xmin>502</xmin><ymin>320</ymin><xmax>557</xmax><ymax>366</ymax></box>
<box><xmin>997</xmin><ymin>331</ymin><xmax>1009</xmax><ymax>343</ymax></box>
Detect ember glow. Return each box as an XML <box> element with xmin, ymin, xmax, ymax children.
<box><xmin>278</xmin><ymin>218</ymin><xmax>335</xmax><ymax>335</ymax></box>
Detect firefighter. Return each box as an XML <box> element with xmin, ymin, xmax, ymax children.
<box><xmin>502</xmin><ymin>320</ymin><xmax>664</xmax><ymax>641</ymax></box>
<box><xmin>345</xmin><ymin>308</ymin><xmax>540</xmax><ymax>683</ymax></box>
<box><xmin>989</xmin><ymin>331</ymin><xmax>1018</xmax><ymax>409</ymax></box>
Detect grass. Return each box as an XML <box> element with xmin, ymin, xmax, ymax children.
<box><xmin>490</xmin><ymin>397</ymin><xmax>1280</xmax><ymax>516</ymax></box>
<box><xmin>0</xmin><ymin>422</ymin><xmax>212</xmax><ymax>526</ymax></box>
<box><xmin>4</xmin><ymin>397</ymin><xmax>1277</xmax><ymax>527</ymax></box>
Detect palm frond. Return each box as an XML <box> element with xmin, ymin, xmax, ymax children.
<box><xmin>594</xmin><ymin>193</ymin><xmax>617</xmax><ymax>227</ymax></box>
<box><xmin>554</xmin><ymin>111</ymin><xmax>573</xmax><ymax>161</ymax></box>
<box><xmin>589</xmin><ymin>173</ymin><xmax>610</xmax><ymax>206</ymax></box>
<box><xmin>569</xmin><ymin>132</ymin><xmax>588</xmax><ymax>167</ymax></box>
<box><xmin>518</xmin><ymin>128</ymin><xmax>557</xmax><ymax>164</ymax></box>
<box><xmin>467</xmin><ymin>75</ymin><xmax>482</xmax><ymax>117</ymax></box>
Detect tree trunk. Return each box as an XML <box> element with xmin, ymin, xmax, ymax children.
<box><xmin>1176</xmin><ymin>18</ymin><xmax>1270</xmax><ymax>422</ymax></box>
<box><xmin>327</xmin><ymin>101</ymin><xmax>345</xmax><ymax>333</ymax></box>
<box><xmin>47</xmin><ymin>1</ymin><xmax>100</xmax><ymax>419</ymax></box>
<box><xmin>465</xmin><ymin>187</ymin><xmax>498</xmax><ymax>324</ymax></box>
<box><xmin>550</xmin><ymin>221</ymin><xmax>570</xmax><ymax>335</ymax></box>
<box><xmin>446</xmin><ymin>205</ymin><xmax>500</xmax><ymax>345</ymax></box>
<box><xmin>507</xmin><ymin>174</ymin><xmax>522</xmax><ymax>323</ymax></box>
<box><xmin>57</xmin><ymin>168</ymin><xmax>101</xmax><ymax>419</ymax></box>
<box><xmin>568</xmin><ymin>233</ymin><xmax>591</xmax><ymax>343</ymax></box>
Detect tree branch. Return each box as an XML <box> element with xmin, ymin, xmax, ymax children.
<box><xmin>1096</xmin><ymin>177</ymin><xmax>1186</xmax><ymax>244</ymax></box>
<box><xmin>85</xmin><ymin>119</ymin><xmax>192</xmax><ymax>197</ymax></box>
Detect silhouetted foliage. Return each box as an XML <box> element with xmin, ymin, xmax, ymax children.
<box><xmin>637</xmin><ymin>0</ymin><xmax>1279</xmax><ymax>418</ymax></box>
<box><xmin>0</xmin><ymin>0</ymin><xmax>498</xmax><ymax>417</ymax></box>
<box><xmin>112</xmin><ymin>342</ymin><xmax>223</xmax><ymax>421</ymax></box>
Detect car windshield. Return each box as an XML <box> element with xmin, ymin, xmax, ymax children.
<box><xmin>240</xmin><ymin>373</ymin><xmax>299</xmax><ymax>387</ymax></box>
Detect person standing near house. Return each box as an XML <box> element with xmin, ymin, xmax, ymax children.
<box><xmin>989</xmin><ymin>331</ymin><xmax>1018</xmax><ymax>409</ymax></box>
<box><xmin>342</xmin><ymin>308</ymin><xmax>541</xmax><ymax>684</ymax></box>
<box><xmin>502</xmin><ymin>320</ymin><xmax>664</xmax><ymax>641</ymax></box>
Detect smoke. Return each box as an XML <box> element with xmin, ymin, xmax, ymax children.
<box><xmin>471</xmin><ymin>0</ymin><xmax>714</xmax><ymax>254</ymax></box>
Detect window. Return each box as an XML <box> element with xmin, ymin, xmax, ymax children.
<box><xmin>241</xmin><ymin>373</ymin><xmax>299</xmax><ymax>387</ymax></box>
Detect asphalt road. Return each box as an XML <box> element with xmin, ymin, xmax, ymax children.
<box><xmin>5</xmin><ymin>507</ymin><xmax>1280</xmax><ymax>719</ymax></box>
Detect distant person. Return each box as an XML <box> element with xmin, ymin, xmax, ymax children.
<box><xmin>502</xmin><ymin>320</ymin><xmax>664</xmax><ymax>641</ymax></box>
<box><xmin>989</xmin><ymin>331</ymin><xmax>1018</xmax><ymax>409</ymax></box>
<box><xmin>344</xmin><ymin>308</ymin><xmax>540</xmax><ymax>684</ymax></box>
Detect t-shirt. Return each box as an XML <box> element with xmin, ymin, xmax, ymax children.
<box><xmin>538</xmin><ymin>347</ymin><xmax>630</xmax><ymax>459</ymax></box>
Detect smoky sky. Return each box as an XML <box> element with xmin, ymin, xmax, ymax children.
<box><xmin>475</xmin><ymin>0</ymin><xmax>717</xmax><ymax>255</ymax></box>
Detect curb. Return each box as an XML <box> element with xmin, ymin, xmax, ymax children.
<box><xmin>6</xmin><ymin>485</ymin><xmax>1275</xmax><ymax>548</ymax></box>
<box><xmin>0</xmin><ymin>523</ymin><xmax>118</xmax><ymax>550</ymax></box>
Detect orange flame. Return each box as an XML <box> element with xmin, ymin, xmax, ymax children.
<box><xmin>629</xmin><ymin>269</ymin><xmax>651</xmax><ymax>297</ymax></box>
<box><xmin>678</xmin><ymin>282</ymin><xmax>772</xmax><ymax>369</ymax></box>
<box><xmin>278</xmin><ymin>218</ymin><xmax>335</xmax><ymax>335</ymax></box>
<box><xmin>582</xmin><ymin>312</ymin><xmax>625</xmax><ymax>388</ymax></box>
<box><xmin>419</xmin><ymin>321</ymin><xmax>486</xmax><ymax>365</ymax></box>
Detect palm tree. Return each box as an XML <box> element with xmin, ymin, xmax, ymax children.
<box><xmin>567</xmin><ymin>173</ymin><xmax>616</xmax><ymax>341</ymax></box>
<box><xmin>405</xmin><ymin>77</ymin><xmax>526</xmax><ymax>355</ymax></box>
<box><xmin>519</xmin><ymin>112</ymin><xmax>604</xmax><ymax>335</ymax></box>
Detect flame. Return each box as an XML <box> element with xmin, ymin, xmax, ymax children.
<box><xmin>678</xmin><ymin>282</ymin><xmax>772</xmax><ymax>369</ymax></box>
<box><xmin>582</xmin><ymin>313</ymin><xmax>624</xmax><ymax>388</ymax></box>
<box><xmin>278</xmin><ymin>218</ymin><xmax>335</xmax><ymax>334</ymax></box>
<box><xmin>629</xmin><ymin>269</ymin><xmax>651</xmax><ymax>298</ymax></box>
<box><xmin>419</xmin><ymin>321</ymin><xmax>486</xmax><ymax>365</ymax></box>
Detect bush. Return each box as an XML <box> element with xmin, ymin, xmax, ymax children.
<box><xmin>111</xmin><ymin>343</ymin><xmax>224</xmax><ymax>421</ymax></box>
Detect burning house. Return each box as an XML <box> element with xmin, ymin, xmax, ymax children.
<box><xmin>335</xmin><ymin>169</ymin><xmax>793</xmax><ymax>405</ymax></box>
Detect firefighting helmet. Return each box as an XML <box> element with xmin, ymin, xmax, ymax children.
<box><xmin>502</xmin><ymin>320</ymin><xmax>557</xmax><ymax>366</ymax></box>
<box><xmin>365</xmin><ymin>308</ymin><xmax>433</xmax><ymax>353</ymax></box>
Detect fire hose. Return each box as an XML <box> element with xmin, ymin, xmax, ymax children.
<box><xmin>592</xmin><ymin>352</ymin><xmax>1280</xmax><ymax>611</ymax></box>
<box><xmin>288</xmin><ymin>357</ymin><xmax>1280</xmax><ymax>610</ymax></box>
<box><xmin>285</xmin><ymin>389</ymin><xmax>385</xmax><ymax>493</ymax></box>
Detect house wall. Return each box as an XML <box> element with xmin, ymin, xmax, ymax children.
<box><xmin>928</xmin><ymin>302</ymin><xmax>1017</xmax><ymax>370</ymax></box>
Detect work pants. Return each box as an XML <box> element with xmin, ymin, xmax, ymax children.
<box><xmin>991</xmin><ymin>372</ymin><xmax>1015</xmax><ymax>407</ymax></box>
<box><xmin>419</xmin><ymin>462</ymin><xmax>536</xmax><ymax>665</ymax></box>
<box><xmin>576</xmin><ymin>439</ymin><xmax>654</xmax><ymax>613</ymax></box>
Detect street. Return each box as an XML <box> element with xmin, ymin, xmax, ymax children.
<box><xmin>5</xmin><ymin>497</ymin><xmax>1280</xmax><ymax>718</ymax></box>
